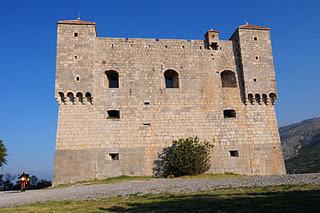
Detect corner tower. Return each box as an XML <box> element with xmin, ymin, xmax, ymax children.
<box><xmin>231</xmin><ymin>24</ymin><xmax>286</xmax><ymax>175</ymax></box>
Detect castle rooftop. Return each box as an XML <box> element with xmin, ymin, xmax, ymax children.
<box><xmin>58</xmin><ymin>19</ymin><xmax>96</xmax><ymax>25</ymax></box>
<box><xmin>238</xmin><ymin>24</ymin><xmax>270</xmax><ymax>30</ymax></box>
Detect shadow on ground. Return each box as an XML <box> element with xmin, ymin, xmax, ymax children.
<box><xmin>100</xmin><ymin>189</ymin><xmax>320</xmax><ymax>213</ymax></box>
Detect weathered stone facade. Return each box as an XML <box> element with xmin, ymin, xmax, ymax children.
<box><xmin>53</xmin><ymin>19</ymin><xmax>286</xmax><ymax>185</ymax></box>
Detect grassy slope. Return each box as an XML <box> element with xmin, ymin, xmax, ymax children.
<box><xmin>3</xmin><ymin>184</ymin><xmax>320</xmax><ymax>213</ymax></box>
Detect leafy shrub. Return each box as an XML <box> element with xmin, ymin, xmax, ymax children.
<box><xmin>154</xmin><ymin>137</ymin><xmax>214</xmax><ymax>177</ymax></box>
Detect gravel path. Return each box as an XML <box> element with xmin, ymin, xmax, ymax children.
<box><xmin>1</xmin><ymin>173</ymin><xmax>320</xmax><ymax>208</ymax></box>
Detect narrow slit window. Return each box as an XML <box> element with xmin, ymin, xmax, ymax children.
<box><xmin>107</xmin><ymin>110</ymin><xmax>120</xmax><ymax>119</ymax></box>
<box><xmin>224</xmin><ymin>109</ymin><xmax>236</xmax><ymax>118</ymax></box>
<box><xmin>229</xmin><ymin>150</ymin><xmax>239</xmax><ymax>157</ymax></box>
<box><xmin>109</xmin><ymin>153</ymin><xmax>119</xmax><ymax>160</ymax></box>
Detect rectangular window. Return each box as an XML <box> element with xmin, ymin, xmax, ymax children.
<box><xmin>229</xmin><ymin>150</ymin><xmax>239</xmax><ymax>157</ymax></box>
<box><xmin>109</xmin><ymin>153</ymin><xmax>119</xmax><ymax>160</ymax></box>
<box><xmin>107</xmin><ymin>110</ymin><xmax>120</xmax><ymax>119</ymax></box>
<box><xmin>224</xmin><ymin>109</ymin><xmax>236</xmax><ymax>118</ymax></box>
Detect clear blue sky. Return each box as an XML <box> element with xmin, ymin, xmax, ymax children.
<box><xmin>0</xmin><ymin>0</ymin><xmax>319</xmax><ymax>180</ymax></box>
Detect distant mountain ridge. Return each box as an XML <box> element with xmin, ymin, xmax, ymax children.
<box><xmin>280</xmin><ymin>117</ymin><xmax>320</xmax><ymax>174</ymax></box>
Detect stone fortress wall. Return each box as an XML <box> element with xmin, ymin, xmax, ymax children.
<box><xmin>53</xmin><ymin>19</ymin><xmax>286</xmax><ymax>185</ymax></box>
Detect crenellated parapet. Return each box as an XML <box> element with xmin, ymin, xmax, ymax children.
<box><xmin>56</xmin><ymin>91</ymin><xmax>93</xmax><ymax>105</ymax></box>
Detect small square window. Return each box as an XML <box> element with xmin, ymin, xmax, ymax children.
<box><xmin>255</xmin><ymin>56</ymin><xmax>259</xmax><ymax>61</ymax></box>
<box><xmin>253</xmin><ymin>36</ymin><xmax>258</xmax><ymax>41</ymax></box>
<box><xmin>75</xmin><ymin>76</ymin><xmax>80</xmax><ymax>82</ymax></box>
<box><xmin>74</xmin><ymin>32</ymin><xmax>78</xmax><ymax>37</ymax></box>
<box><xmin>253</xmin><ymin>78</ymin><xmax>257</xmax><ymax>82</ymax></box>
<box><xmin>109</xmin><ymin>153</ymin><xmax>119</xmax><ymax>160</ymax></box>
<box><xmin>229</xmin><ymin>150</ymin><xmax>239</xmax><ymax>157</ymax></box>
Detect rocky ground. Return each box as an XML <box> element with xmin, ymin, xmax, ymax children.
<box><xmin>1</xmin><ymin>173</ymin><xmax>320</xmax><ymax>208</ymax></box>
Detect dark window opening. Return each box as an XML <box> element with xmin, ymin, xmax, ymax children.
<box><xmin>255</xmin><ymin>56</ymin><xmax>259</xmax><ymax>61</ymax></box>
<box><xmin>211</xmin><ymin>42</ymin><xmax>219</xmax><ymax>50</ymax></box>
<box><xmin>109</xmin><ymin>153</ymin><xmax>119</xmax><ymax>160</ymax></box>
<box><xmin>224</xmin><ymin>109</ymin><xmax>236</xmax><ymax>118</ymax></box>
<box><xmin>76</xmin><ymin>92</ymin><xmax>83</xmax><ymax>102</ymax></box>
<box><xmin>107</xmin><ymin>110</ymin><xmax>120</xmax><ymax>119</ymax></box>
<box><xmin>164</xmin><ymin>69</ymin><xmax>179</xmax><ymax>88</ymax></box>
<box><xmin>254</xmin><ymin>36</ymin><xmax>258</xmax><ymax>41</ymax></box>
<box><xmin>229</xmin><ymin>150</ymin><xmax>239</xmax><ymax>157</ymax></box>
<box><xmin>59</xmin><ymin>92</ymin><xmax>65</xmax><ymax>102</ymax></box>
<box><xmin>253</xmin><ymin>78</ymin><xmax>257</xmax><ymax>82</ymax></box>
<box><xmin>75</xmin><ymin>76</ymin><xmax>80</xmax><ymax>82</ymax></box>
<box><xmin>143</xmin><ymin>123</ymin><xmax>151</xmax><ymax>126</ymax></box>
<box><xmin>74</xmin><ymin>55</ymin><xmax>78</xmax><ymax>60</ymax></box>
<box><xmin>85</xmin><ymin>92</ymin><xmax>92</xmax><ymax>104</ymax></box>
<box><xmin>144</xmin><ymin>101</ymin><xmax>150</xmax><ymax>105</ymax></box>
<box><xmin>105</xmin><ymin>70</ymin><xmax>119</xmax><ymax>88</ymax></box>
<box><xmin>74</xmin><ymin>32</ymin><xmax>78</xmax><ymax>37</ymax></box>
<box><xmin>269</xmin><ymin>93</ymin><xmax>277</xmax><ymax>105</ymax></box>
<box><xmin>262</xmin><ymin>94</ymin><xmax>268</xmax><ymax>104</ymax></box>
<box><xmin>248</xmin><ymin>93</ymin><xmax>254</xmax><ymax>104</ymax></box>
<box><xmin>255</xmin><ymin>94</ymin><xmax>261</xmax><ymax>103</ymax></box>
<box><xmin>67</xmin><ymin>92</ymin><xmax>74</xmax><ymax>102</ymax></box>
<box><xmin>221</xmin><ymin>70</ymin><xmax>237</xmax><ymax>87</ymax></box>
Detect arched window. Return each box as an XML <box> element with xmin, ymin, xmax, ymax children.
<box><xmin>223</xmin><ymin>109</ymin><xmax>236</xmax><ymax>118</ymax></box>
<box><xmin>221</xmin><ymin>70</ymin><xmax>237</xmax><ymax>87</ymax></box>
<box><xmin>67</xmin><ymin>92</ymin><xmax>74</xmax><ymax>103</ymax></box>
<box><xmin>248</xmin><ymin>93</ymin><xmax>254</xmax><ymax>104</ymax></box>
<box><xmin>85</xmin><ymin>92</ymin><xmax>92</xmax><ymax>104</ymax></box>
<box><xmin>76</xmin><ymin>92</ymin><xmax>83</xmax><ymax>103</ymax></box>
<box><xmin>164</xmin><ymin>69</ymin><xmax>179</xmax><ymax>88</ymax></box>
<box><xmin>105</xmin><ymin>70</ymin><xmax>119</xmax><ymax>88</ymax></box>
<box><xmin>269</xmin><ymin>93</ymin><xmax>277</xmax><ymax>105</ymax></box>
<box><xmin>255</xmin><ymin>94</ymin><xmax>261</xmax><ymax>103</ymax></box>
<box><xmin>59</xmin><ymin>92</ymin><xmax>65</xmax><ymax>103</ymax></box>
<box><xmin>262</xmin><ymin>94</ymin><xmax>268</xmax><ymax>104</ymax></box>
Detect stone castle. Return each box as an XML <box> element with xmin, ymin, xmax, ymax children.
<box><xmin>53</xmin><ymin>19</ymin><xmax>286</xmax><ymax>185</ymax></box>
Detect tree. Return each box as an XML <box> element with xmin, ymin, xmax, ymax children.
<box><xmin>154</xmin><ymin>137</ymin><xmax>214</xmax><ymax>177</ymax></box>
<box><xmin>0</xmin><ymin>140</ymin><xmax>7</xmax><ymax>167</ymax></box>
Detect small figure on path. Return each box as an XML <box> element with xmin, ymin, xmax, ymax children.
<box><xmin>18</xmin><ymin>171</ymin><xmax>30</xmax><ymax>192</ymax></box>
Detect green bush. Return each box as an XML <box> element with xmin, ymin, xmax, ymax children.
<box><xmin>154</xmin><ymin>137</ymin><xmax>214</xmax><ymax>177</ymax></box>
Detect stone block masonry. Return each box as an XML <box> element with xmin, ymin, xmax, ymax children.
<box><xmin>53</xmin><ymin>19</ymin><xmax>286</xmax><ymax>185</ymax></box>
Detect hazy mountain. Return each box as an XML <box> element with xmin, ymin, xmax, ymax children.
<box><xmin>280</xmin><ymin>118</ymin><xmax>320</xmax><ymax>174</ymax></box>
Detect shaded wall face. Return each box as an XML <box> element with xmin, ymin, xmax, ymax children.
<box><xmin>53</xmin><ymin>24</ymin><xmax>285</xmax><ymax>185</ymax></box>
